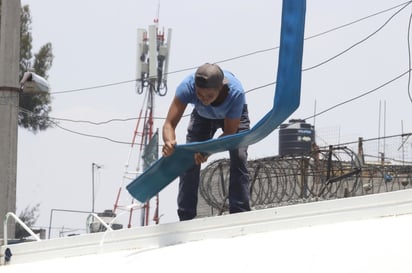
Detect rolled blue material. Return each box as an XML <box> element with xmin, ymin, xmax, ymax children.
<box><xmin>127</xmin><ymin>0</ymin><xmax>306</xmax><ymax>203</ymax></box>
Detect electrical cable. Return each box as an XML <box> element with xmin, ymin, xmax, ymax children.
<box><xmin>21</xmin><ymin>2</ymin><xmax>412</xmax><ymax>145</ymax></box>
<box><xmin>50</xmin><ymin>117</ymin><xmax>139</xmax><ymax>125</ymax></box>
<box><xmin>304</xmin><ymin>69</ymin><xmax>412</xmax><ymax>121</ymax></box>
<box><xmin>48</xmin><ymin>1</ymin><xmax>409</xmax><ymax>95</ymax></box>
<box><xmin>407</xmin><ymin>6</ymin><xmax>412</xmax><ymax>103</ymax></box>
<box><xmin>50</xmin><ymin>120</ymin><xmax>134</xmax><ymax>145</ymax></box>
<box><xmin>303</xmin><ymin>1</ymin><xmax>412</xmax><ymax>72</ymax></box>
<box><xmin>18</xmin><ymin>106</ymin><xmax>139</xmax><ymax>145</ymax></box>
<box><xmin>41</xmin><ymin>68</ymin><xmax>411</xmax><ymax>145</ymax></box>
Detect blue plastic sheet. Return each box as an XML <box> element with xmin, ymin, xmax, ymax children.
<box><xmin>127</xmin><ymin>0</ymin><xmax>306</xmax><ymax>202</ymax></box>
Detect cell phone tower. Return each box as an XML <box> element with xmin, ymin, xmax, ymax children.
<box><xmin>113</xmin><ymin>6</ymin><xmax>172</xmax><ymax>228</ymax></box>
<box><xmin>136</xmin><ymin>26</ymin><xmax>172</xmax><ymax>96</ymax></box>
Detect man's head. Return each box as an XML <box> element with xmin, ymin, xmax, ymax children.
<box><xmin>195</xmin><ymin>63</ymin><xmax>225</xmax><ymax>89</ymax></box>
<box><xmin>194</xmin><ymin>63</ymin><xmax>227</xmax><ymax>105</ymax></box>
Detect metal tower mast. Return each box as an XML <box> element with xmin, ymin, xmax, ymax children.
<box><xmin>136</xmin><ymin>22</ymin><xmax>171</xmax><ymax>225</ymax></box>
<box><xmin>113</xmin><ymin>18</ymin><xmax>171</xmax><ymax>227</ymax></box>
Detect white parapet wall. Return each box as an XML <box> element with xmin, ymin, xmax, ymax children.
<box><xmin>2</xmin><ymin>189</ymin><xmax>412</xmax><ymax>272</ymax></box>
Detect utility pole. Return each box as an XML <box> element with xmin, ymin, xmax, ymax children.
<box><xmin>0</xmin><ymin>0</ymin><xmax>21</xmax><ymax>240</ymax></box>
<box><xmin>91</xmin><ymin>162</ymin><xmax>102</xmax><ymax>213</ymax></box>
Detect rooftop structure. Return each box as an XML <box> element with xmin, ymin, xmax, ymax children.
<box><xmin>1</xmin><ymin>188</ymin><xmax>412</xmax><ymax>272</ymax></box>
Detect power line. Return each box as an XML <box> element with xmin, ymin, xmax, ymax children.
<box><xmin>304</xmin><ymin>0</ymin><xmax>412</xmax><ymax>41</ymax></box>
<box><xmin>332</xmin><ymin>132</ymin><xmax>412</xmax><ymax>147</ymax></box>
<box><xmin>35</xmin><ymin>68</ymin><xmax>411</xmax><ymax>145</ymax></box>
<box><xmin>304</xmin><ymin>69</ymin><xmax>411</xmax><ymax>121</ymax></box>
<box><xmin>48</xmin><ymin>1</ymin><xmax>409</xmax><ymax>95</ymax></box>
<box><xmin>19</xmin><ymin>107</ymin><xmax>139</xmax><ymax>145</ymax></box>
<box><xmin>51</xmin><ymin>121</ymin><xmax>134</xmax><ymax>145</ymax></box>
<box><xmin>41</xmin><ymin>63</ymin><xmax>412</xmax><ymax>141</ymax></box>
<box><xmin>21</xmin><ymin>1</ymin><xmax>412</xmax><ymax>144</ymax></box>
<box><xmin>407</xmin><ymin>3</ymin><xmax>412</xmax><ymax>103</ymax></box>
<box><xmin>51</xmin><ymin>116</ymin><xmax>139</xmax><ymax>125</ymax></box>
<box><xmin>303</xmin><ymin>1</ymin><xmax>412</xmax><ymax>72</ymax></box>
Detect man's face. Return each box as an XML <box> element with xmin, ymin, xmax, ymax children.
<box><xmin>195</xmin><ymin>86</ymin><xmax>220</xmax><ymax>105</ymax></box>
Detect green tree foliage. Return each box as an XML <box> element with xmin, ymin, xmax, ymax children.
<box><xmin>1</xmin><ymin>3</ymin><xmax>54</xmax><ymax>132</ymax></box>
<box><xmin>18</xmin><ymin>5</ymin><xmax>54</xmax><ymax>132</ymax></box>
<box><xmin>15</xmin><ymin>203</ymin><xmax>40</xmax><ymax>239</ymax></box>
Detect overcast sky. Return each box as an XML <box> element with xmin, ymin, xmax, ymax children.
<box><xmin>17</xmin><ymin>0</ymin><xmax>412</xmax><ymax>238</ymax></box>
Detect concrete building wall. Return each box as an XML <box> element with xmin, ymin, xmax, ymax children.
<box><xmin>0</xmin><ymin>0</ymin><xmax>21</xmax><ymax>239</ymax></box>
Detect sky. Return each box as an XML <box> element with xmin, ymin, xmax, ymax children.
<box><xmin>16</xmin><ymin>0</ymin><xmax>412</xmax><ymax>238</ymax></box>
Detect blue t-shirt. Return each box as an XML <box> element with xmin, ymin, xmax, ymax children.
<box><xmin>176</xmin><ymin>71</ymin><xmax>246</xmax><ymax>119</ymax></box>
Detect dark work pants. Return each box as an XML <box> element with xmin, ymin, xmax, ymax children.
<box><xmin>177</xmin><ymin>105</ymin><xmax>251</xmax><ymax>221</ymax></box>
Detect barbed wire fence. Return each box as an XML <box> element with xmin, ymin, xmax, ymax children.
<box><xmin>197</xmin><ymin>135</ymin><xmax>412</xmax><ymax>217</ymax></box>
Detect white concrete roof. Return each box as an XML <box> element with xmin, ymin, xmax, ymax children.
<box><xmin>2</xmin><ymin>189</ymin><xmax>412</xmax><ymax>272</ymax></box>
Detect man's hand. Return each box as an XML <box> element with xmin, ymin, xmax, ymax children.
<box><xmin>162</xmin><ymin>140</ymin><xmax>177</xmax><ymax>157</ymax></box>
<box><xmin>162</xmin><ymin>96</ymin><xmax>187</xmax><ymax>157</ymax></box>
<box><xmin>194</xmin><ymin>152</ymin><xmax>209</xmax><ymax>165</ymax></box>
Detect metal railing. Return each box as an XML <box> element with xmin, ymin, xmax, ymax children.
<box><xmin>3</xmin><ymin>212</ymin><xmax>41</xmax><ymax>248</ymax></box>
<box><xmin>85</xmin><ymin>213</ymin><xmax>114</xmax><ymax>233</ymax></box>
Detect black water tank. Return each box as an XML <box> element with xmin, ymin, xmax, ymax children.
<box><xmin>278</xmin><ymin>119</ymin><xmax>315</xmax><ymax>156</ymax></box>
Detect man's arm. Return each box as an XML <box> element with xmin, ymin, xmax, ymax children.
<box><xmin>194</xmin><ymin>117</ymin><xmax>241</xmax><ymax>165</ymax></box>
<box><xmin>162</xmin><ymin>96</ymin><xmax>187</xmax><ymax>157</ymax></box>
<box><xmin>221</xmin><ymin>117</ymin><xmax>241</xmax><ymax>137</ymax></box>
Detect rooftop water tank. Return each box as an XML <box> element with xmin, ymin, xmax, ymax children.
<box><xmin>278</xmin><ymin>119</ymin><xmax>315</xmax><ymax>156</ymax></box>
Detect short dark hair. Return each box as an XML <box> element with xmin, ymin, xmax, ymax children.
<box><xmin>195</xmin><ymin>63</ymin><xmax>225</xmax><ymax>89</ymax></box>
